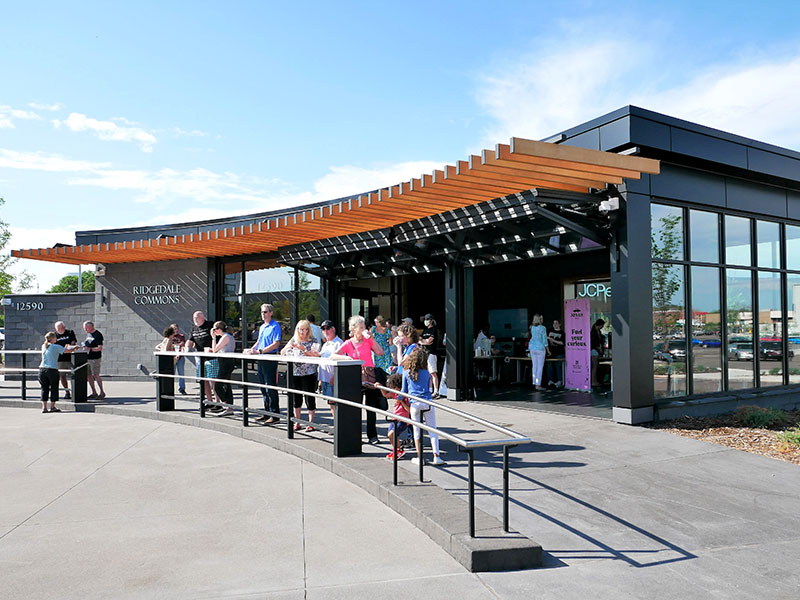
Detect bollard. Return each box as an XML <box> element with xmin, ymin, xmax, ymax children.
<box><xmin>71</xmin><ymin>352</ymin><xmax>88</xmax><ymax>403</ymax></box>
<box><xmin>21</xmin><ymin>354</ymin><xmax>27</xmax><ymax>401</ymax></box>
<box><xmin>332</xmin><ymin>363</ymin><xmax>363</xmax><ymax>457</ymax></box>
<box><xmin>156</xmin><ymin>354</ymin><xmax>175</xmax><ymax>411</ymax></box>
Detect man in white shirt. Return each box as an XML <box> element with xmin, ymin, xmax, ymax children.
<box><xmin>317</xmin><ymin>320</ymin><xmax>343</xmax><ymax>419</ymax></box>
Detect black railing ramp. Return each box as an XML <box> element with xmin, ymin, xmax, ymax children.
<box><xmin>1</xmin><ymin>349</ymin><xmax>90</xmax><ymax>402</ymax></box>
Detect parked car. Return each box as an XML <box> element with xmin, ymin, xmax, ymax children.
<box><xmin>728</xmin><ymin>342</ymin><xmax>754</xmax><ymax>361</ymax></box>
<box><xmin>759</xmin><ymin>340</ymin><xmax>794</xmax><ymax>361</ymax></box>
<box><xmin>654</xmin><ymin>340</ymin><xmax>687</xmax><ymax>361</ymax></box>
<box><xmin>0</xmin><ymin>327</ymin><xmax>4</xmax><ymax>351</ymax></box>
<box><xmin>696</xmin><ymin>337</ymin><xmax>721</xmax><ymax>348</ymax></box>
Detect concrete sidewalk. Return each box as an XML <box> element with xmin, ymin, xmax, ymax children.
<box><xmin>2</xmin><ymin>378</ymin><xmax>800</xmax><ymax>598</ymax></box>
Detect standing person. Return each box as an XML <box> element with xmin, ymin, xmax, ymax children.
<box><xmin>210</xmin><ymin>321</ymin><xmax>236</xmax><ymax>416</ymax></box>
<box><xmin>281</xmin><ymin>319</ymin><xmax>321</xmax><ymax>431</ymax></box>
<box><xmin>334</xmin><ymin>315</ymin><xmax>385</xmax><ymax>444</ymax></box>
<box><xmin>154</xmin><ymin>326</ymin><xmax>175</xmax><ymax>352</ymax></box>
<box><xmin>170</xmin><ymin>323</ymin><xmax>187</xmax><ymax>395</ymax></box>
<box><xmin>546</xmin><ymin>319</ymin><xmax>565</xmax><ymax>388</ymax></box>
<box><xmin>307</xmin><ymin>314</ymin><xmax>323</xmax><ymax>344</ymax></box>
<box><xmin>401</xmin><ymin>348</ymin><xmax>445</xmax><ymax>466</ymax></box>
<box><xmin>39</xmin><ymin>332</ymin><xmax>75</xmax><ymax>413</ymax></box>
<box><xmin>590</xmin><ymin>319</ymin><xmax>607</xmax><ymax>387</ymax></box>
<box><xmin>82</xmin><ymin>321</ymin><xmax>106</xmax><ymax>399</ymax></box>
<box><xmin>370</xmin><ymin>315</ymin><xmax>392</xmax><ymax>378</ymax></box>
<box><xmin>420</xmin><ymin>314</ymin><xmax>439</xmax><ymax>350</ymax></box>
<box><xmin>317</xmin><ymin>320</ymin><xmax>343</xmax><ymax>421</ymax></box>
<box><xmin>185</xmin><ymin>311</ymin><xmax>214</xmax><ymax>401</ymax></box>
<box><xmin>392</xmin><ymin>322</ymin><xmax>420</xmax><ymax>373</ymax></box>
<box><xmin>528</xmin><ymin>314</ymin><xmax>549</xmax><ymax>391</ymax></box>
<box><xmin>244</xmin><ymin>303</ymin><xmax>282</xmax><ymax>424</ymax></box>
<box><xmin>54</xmin><ymin>321</ymin><xmax>77</xmax><ymax>399</ymax></box>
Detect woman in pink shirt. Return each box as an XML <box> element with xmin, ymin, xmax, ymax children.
<box><xmin>335</xmin><ymin>315</ymin><xmax>385</xmax><ymax>444</ymax></box>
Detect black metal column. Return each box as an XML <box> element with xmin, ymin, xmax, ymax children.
<box><xmin>156</xmin><ymin>354</ymin><xmax>175</xmax><ymax>411</ymax></box>
<box><xmin>610</xmin><ymin>191</ymin><xmax>655</xmax><ymax>422</ymax></box>
<box><xmin>70</xmin><ymin>353</ymin><xmax>88</xmax><ymax>403</ymax></box>
<box><xmin>444</xmin><ymin>262</ymin><xmax>474</xmax><ymax>401</ymax></box>
<box><xmin>332</xmin><ymin>363</ymin><xmax>363</xmax><ymax>457</ymax></box>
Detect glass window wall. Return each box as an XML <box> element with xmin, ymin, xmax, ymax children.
<box><xmin>726</xmin><ymin>269</ymin><xmax>753</xmax><ymax>390</ymax></box>
<box><xmin>691</xmin><ymin>266</ymin><xmax>722</xmax><ymax>393</ymax></box>
<box><xmin>652</xmin><ymin>263</ymin><xmax>687</xmax><ymax>398</ymax></box>
<box><xmin>690</xmin><ymin>210</ymin><xmax>719</xmax><ymax>263</ymax></box>
<box><xmin>788</xmin><ymin>273</ymin><xmax>800</xmax><ymax>384</ymax></box>
<box><xmin>758</xmin><ymin>272</ymin><xmax>783</xmax><ymax>386</ymax></box>
<box><xmin>724</xmin><ymin>215</ymin><xmax>752</xmax><ymax>266</ymax></box>
<box><xmin>651</xmin><ymin>204</ymin><xmax>684</xmax><ymax>261</ymax></box>
<box><xmin>757</xmin><ymin>221</ymin><xmax>780</xmax><ymax>269</ymax></box>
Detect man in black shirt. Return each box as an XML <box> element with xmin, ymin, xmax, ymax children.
<box><xmin>54</xmin><ymin>321</ymin><xmax>77</xmax><ymax>399</ymax></box>
<box><xmin>185</xmin><ymin>310</ymin><xmax>214</xmax><ymax>399</ymax></box>
<box><xmin>83</xmin><ymin>321</ymin><xmax>106</xmax><ymax>399</ymax></box>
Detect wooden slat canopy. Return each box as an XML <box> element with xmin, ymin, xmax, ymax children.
<box><xmin>13</xmin><ymin>138</ymin><xmax>659</xmax><ymax>265</ymax></box>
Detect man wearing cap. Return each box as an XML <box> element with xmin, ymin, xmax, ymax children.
<box><xmin>317</xmin><ymin>320</ymin><xmax>343</xmax><ymax>419</ymax></box>
<box><xmin>54</xmin><ymin>321</ymin><xmax>77</xmax><ymax>399</ymax></box>
<box><xmin>244</xmin><ymin>303</ymin><xmax>282</xmax><ymax>423</ymax></box>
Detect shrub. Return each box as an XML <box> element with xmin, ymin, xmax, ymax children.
<box><xmin>777</xmin><ymin>426</ymin><xmax>800</xmax><ymax>447</ymax></box>
<box><xmin>735</xmin><ymin>405</ymin><xmax>787</xmax><ymax>429</ymax></box>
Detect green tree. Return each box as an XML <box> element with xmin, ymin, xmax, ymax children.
<box><xmin>47</xmin><ymin>271</ymin><xmax>96</xmax><ymax>293</ymax></box>
<box><xmin>651</xmin><ymin>214</ymin><xmax>683</xmax><ymax>337</ymax></box>
<box><xmin>0</xmin><ymin>197</ymin><xmax>35</xmax><ymax>326</ymax></box>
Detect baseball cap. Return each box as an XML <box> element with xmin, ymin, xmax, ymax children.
<box><xmin>423</xmin><ymin>313</ymin><xmax>434</xmax><ymax>321</ymax></box>
<box><xmin>401</xmin><ymin>317</ymin><xmax>414</xmax><ymax>325</ymax></box>
<box><xmin>320</xmin><ymin>320</ymin><xmax>334</xmax><ymax>329</ymax></box>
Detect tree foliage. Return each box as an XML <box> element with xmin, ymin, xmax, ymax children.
<box><xmin>47</xmin><ymin>271</ymin><xmax>96</xmax><ymax>293</ymax></box>
<box><xmin>651</xmin><ymin>213</ymin><xmax>683</xmax><ymax>335</ymax></box>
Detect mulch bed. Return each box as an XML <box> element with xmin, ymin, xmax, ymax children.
<box><xmin>647</xmin><ymin>410</ymin><xmax>800</xmax><ymax>465</ymax></box>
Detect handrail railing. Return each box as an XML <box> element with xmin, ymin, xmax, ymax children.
<box><xmin>1</xmin><ymin>349</ymin><xmax>90</xmax><ymax>401</ymax></box>
<box><xmin>149</xmin><ymin>349</ymin><xmax>530</xmax><ymax>536</ymax></box>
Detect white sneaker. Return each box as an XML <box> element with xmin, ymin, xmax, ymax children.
<box><xmin>431</xmin><ymin>456</ymin><xmax>446</xmax><ymax>466</ymax></box>
<box><xmin>410</xmin><ymin>457</ymin><xmax>425</xmax><ymax>466</ymax></box>
<box><xmin>216</xmin><ymin>408</ymin><xmax>234</xmax><ymax>416</ymax></box>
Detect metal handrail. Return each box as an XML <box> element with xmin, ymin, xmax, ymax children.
<box><xmin>146</xmin><ymin>351</ymin><xmax>530</xmax><ymax>536</ymax></box>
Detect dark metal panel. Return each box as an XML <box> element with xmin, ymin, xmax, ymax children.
<box><xmin>788</xmin><ymin>190</ymin><xmax>800</xmax><ymax>220</ymax></box>
<box><xmin>651</xmin><ymin>163</ymin><xmax>726</xmax><ymax>207</ymax></box>
<box><xmin>629</xmin><ymin>115</ymin><xmax>671</xmax><ymax>151</ymax></box>
<box><xmin>747</xmin><ymin>147</ymin><xmax>800</xmax><ymax>182</ymax></box>
<box><xmin>599</xmin><ymin>116</ymin><xmax>630</xmax><ymax>151</ymax></box>
<box><xmin>563</xmin><ymin>128</ymin><xmax>600</xmax><ymax>151</ymax></box>
<box><xmin>671</xmin><ymin>128</ymin><xmax>748</xmax><ymax>169</ymax></box>
<box><xmin>444</xmin><ymin>263</ymin><xmax>474</xmax><ymax>401</ymax></box>
<box><xmin>725</xmin><ymin>179</ymin><xmax>787</xmax><ymax>218</ymax></box>
<box><xmin>611</xmin><ymin>193</ymin><xmax>654</xmax><ymax>410</ymax></box>
<box><xmin>621</xmin><ymin>173</ymin><xmax>650</xmax><ymax>195</ymax></box>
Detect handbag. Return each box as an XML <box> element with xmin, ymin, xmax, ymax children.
<box><xmin>361</xmin><ymin>365</ymin><xmax>377</xmax><ymax>387</ymax></box>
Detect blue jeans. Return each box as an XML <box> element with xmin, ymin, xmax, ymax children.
<box><xmin>547</xmin><ymin>359</ymin><xmax>564</xmax><ymax>386</ymax></box>
<box><xmin>257</xmin><ymin>359</ymin><xmax>280</xmax><ymax>415</ymax></box>
<box><xmin>321</xmin><ymin>380</ymin><xmax>334</xmax><ymax>401</ymax></box>
<box><xmin>175</xmin><ymin>356</ymin><xmax>185</xmax><ymax>391</ymax></box>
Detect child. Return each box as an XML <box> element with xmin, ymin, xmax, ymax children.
<box><xmin>401</xmin><ymin>348</ymin><xmax>446</xmax><ymax>466</ymax></box>
<box><xmin>381</xmin><ymin>373</ymin><xmax>409</xmax><ymax>461</ymax></box>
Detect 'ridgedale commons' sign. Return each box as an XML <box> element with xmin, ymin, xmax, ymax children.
<box><xmin>132</xmin><ymin>284</ymin><xmax>183</xmax><ymax>305</ymax></box>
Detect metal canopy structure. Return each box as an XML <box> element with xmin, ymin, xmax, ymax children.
<box><xmin>12</xmin><ymin>137</ymin><xmax>659</xmax><ymax>266</ymax></box>
<box><xmin>279</xmin><ymin>188</ymin><xmax>615</xmax><ymax>280</ymax></box>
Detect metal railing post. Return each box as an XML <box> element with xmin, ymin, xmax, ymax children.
<box><xmin>199</xmin><ymin>356</ymin><xmax>206</xmax><ymax>418</ymax></box>
<box><xmin>468</xmin><ymin>448</ymin><xmax>475</xmax><ymax>538</ymax></box>
<box><xmin>332</xmin><ymin>362</ymin><xmax>362</xmax><ymax>457</ymax></box>
<box><xmin>71</xmin><ymin>352</ymin><xmax>87</xmax><ymax>403</ymax></box>
<box><xmin>156</xmin><ymin>353</ymin><xmax>175</xmax><ymax>411</ymax></box>
<box><xmin>241</xmin><ymin>357</ymin><xmax>249</xmax><ymax>426</ymax></box>
<box><xmin>21</xmin><ymin>353</ymin><xmax>27</xmax><ymax>401</ymax></box>
<box><xmin>287</xmin><ymin>368</ymin><xmax>295</xmax><ymax>439</ymax></box>
<box><xmin>392</xmin><ymin>421</ymin><xmax>398</xmax><ymax>486</ymax></box>
<box><xmin>503</xmin><ymin>446</ymin><xmax>510</xmax><ymax>533</ymax></box>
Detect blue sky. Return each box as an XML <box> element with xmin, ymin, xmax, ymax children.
<box><xmin>3</xmin><ymin>1</ymin><xmax>800</xmax><ymax>290</ymax></box>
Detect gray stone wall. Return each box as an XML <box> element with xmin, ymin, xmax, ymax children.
<box><xmin>2</xmin><ymin>292</ymin><xmax>95</xmax><ymax>374</ymax></box>
<box><xmin>94</xmin><ymin>259</ymin><xmax>210</xmax><ymax>377</ymax></box>
<box><xmin>2</xmin><ymin>258</ymin><xmax>211</xmax><ymax>379</ymax></box>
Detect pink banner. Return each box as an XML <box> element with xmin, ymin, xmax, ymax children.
<box><xmin>565</xmin><ymin>298</ymin><xmax>591</xmax><ymax>391</ymax></box>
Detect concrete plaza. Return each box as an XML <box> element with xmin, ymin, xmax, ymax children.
<box><xmin>1</xmin><ymin>379</ymin><xmax>799</xmax><ymax>598</ymax></box>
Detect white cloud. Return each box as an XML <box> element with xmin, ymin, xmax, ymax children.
<box><xmin>0</xmin><ymin>148</ymin><xmax>110</xmax><ymax>172</ymax></box>
<box><xmin>0</xmin><ymin>104</ymin><xmax>43</xmax><ymax>129</ymax></box>
<box><xmin>28</xmin><ymin>102</ymin><xmax>63</xmax><ymax>111</ymax></box>
<box><xmin>311</xmin><ymin>161</ymin><xmax>445</xmax><ymax>200</ymax></box>
<box><xmin>52</xmin><ymin>112</ymin><xmax>158</xmax><ymax>152</ymax></box>
<box><xmin>477</xmin><ymin>36</ymin><xmax>800</xmax><ymax>151</ymax></box>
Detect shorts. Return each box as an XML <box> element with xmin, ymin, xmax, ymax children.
<box><xmin>388</xmin><ymin>421</ymin><xmax>409</xmax><ymax>436</ymax></box>
<box><xmin>87</xmin><ymin>358</ymin><xmax>102</xmax><ymax>377</ymax></box>
<box><xmin>321</xmin><ymin>381</ymin><xmax>335</xmax><ymax>404</ymax></box>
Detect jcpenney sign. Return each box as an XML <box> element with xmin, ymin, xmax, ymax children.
<box><xmin>577</xmin><ymin>282</ymin><xmax>611</xmax><ymax>301</ymax></box>
<box><xmin>132</xmin><ymin>283</ymin><xmax>182</xmax><ymax>305</ymax></box>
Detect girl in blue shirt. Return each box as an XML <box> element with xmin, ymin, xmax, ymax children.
<box><xmin>401</xmin><ymin>348</ymin><xmax>446</xmax><ymax>466</ymax></box>
<box><xmin>39</xmin><ymin>331</ymin><xmax>75</xmax><ymax>413</ymax></box>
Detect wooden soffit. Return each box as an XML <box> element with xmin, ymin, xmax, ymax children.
<box><xmin>13</xmin><ymin>138</ymin><xmax>659</xmax><ymax>265</ymax></box>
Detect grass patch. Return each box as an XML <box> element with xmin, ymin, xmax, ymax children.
<box><xmin>735</xmin><ymin>405</ymin><xmax>788</xmax><ymax>429</ymax></box>
<box><xmin>778</xmin><ymin>426</ymin><xmax>800</xmax><ymax>448</ymax></box>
